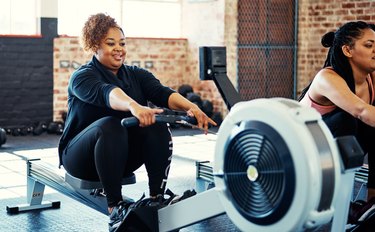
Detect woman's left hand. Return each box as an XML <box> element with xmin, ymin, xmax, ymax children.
<box><xmin>187</xmin><ymin>106</ymin><xmax>217</xmax><ymax>134</ymax></box>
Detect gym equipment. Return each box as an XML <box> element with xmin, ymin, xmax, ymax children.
<box><xmin>119</xmin><ymin>98</ymin><xmax>363</xmax><ymax>232</ymax></box>
<box><xmin>121</xmin><ymin>107</ymin><xmax>196</xmax><ymax>127</ymax></box>
<box><xmin>201</xmin><ymin>99</ymin><xmax>214</xmax><ymax>117</ymax></box>
<box><xmin>177</xmin><ymin>84</ymin><xmax>193</xmax><ymax>98</ymax></box>
<box><xmin>121</xmin><ymin>111</ymin><xmax>218</xmax><ymax>135</ymax></box>
<box><xmin>213</xmin><ymin>98</ymin><xmax>363</xmax><ymax>231</ymax></box>
<box><xmin>32</xmin><ymin>121</ymin><xmax>47</xmax><ymax>135</ymax></box>
<box><xmin>47</xmin><ymin>121</ymin><xmax>64</xmax><ymax>135</ymax></box>
<box><xmin>186</xmin><ymin>92</ymin><xmax>203</xmax><ymax>109</ymax></box>
<box><xmin>6</xmin><ymin>158</ymin><xmax>136</xmax><ymax>215</ymax></box>
<box><xmin>0</xmin><ymin>127</ymin><xmax>6</xmax><ymax>147</ymax></box>
<box><xmin>199</xmin><ymin>46</ymin><xmax>241</xmax><ymax>110</ymax></box>
<box><xmin>6</xmin><ymin>111</ymin><xmax>203</xmax><ymax>217</ymax></box>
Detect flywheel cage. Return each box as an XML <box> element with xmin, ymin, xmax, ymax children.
<box><xmin>224</xmin><ymin>120</ymin><xmax>296</xmax><ymax>225</ymax></box>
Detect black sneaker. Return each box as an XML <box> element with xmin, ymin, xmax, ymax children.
<box><xmin>170</xmin><ymin>189</ymin><xmax>196</xmax><ymax>205</ymax></box>
<box><xmin>128</xmin><ymin>193</ymin><xmax>162</xmax><ymax>209</ymax></box>
<box><xmin>128</xmin><ymin>188</ymin><xmax>196</xmax><ymax>210</ymax></box>
<box><xmin>348</xmin><ymin>197</ymin><xmax>375</xmax><ymax>225</ymax></box>
<box><xmin>108</xmin><ymin>201</ymin><xmax>131</xmax><ymax>232</ymax></box>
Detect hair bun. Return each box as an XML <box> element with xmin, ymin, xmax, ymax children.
<box><xmin>321</xmin><ymin>31</ymin><xmax>335</xmax><ymax>48</ymax></box>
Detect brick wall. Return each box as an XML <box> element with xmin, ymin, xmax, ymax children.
<box><xmin>0</xmin><ymin>18</ymin><xmax>57</xmax><ymax>128</ymax></box>
<box><xmin>53</xmin><ymin>37</ymin><xmax>189</xmax><ymax>121</ymax></box>
<box><xmin>54</xmin><ymin>0</ymin><xmax>232</xmax><ymax>121</ymax></box>
<box><xmin>4</xmin><ymin>0</ymin><xmax>374</xmax><ymax>128</ymax></box>
<box><xmin>297</xmin><ymin>0</ymin><xmax>375</xmax><ymax>95</ymax></box>
<box><xmin>181</xmin><ymin>0</ymin><xmax>229</xmax><ymax>116</ymax></box>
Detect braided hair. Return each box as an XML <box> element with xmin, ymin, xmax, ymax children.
<box><xmin>299</xmin><ymin>21</ymin><xmax>372</xmax><ymax>101</ymax></box>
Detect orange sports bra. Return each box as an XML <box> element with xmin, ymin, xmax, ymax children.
<box><xmin>300</xmin><ymin>74</ymin><xmax>375</xmax><ymax>115</ymax></box>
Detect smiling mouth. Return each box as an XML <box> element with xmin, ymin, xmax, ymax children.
<box><xmin>113</xmin><ymin>54</ymin><xmax>123</xmax><ymax>60</ymax></box>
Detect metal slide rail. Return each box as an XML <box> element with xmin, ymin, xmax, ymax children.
<box><xmin>7</xmin><ymin>159</ymin><xmax>135</xmax><ymax>215</ymax></box>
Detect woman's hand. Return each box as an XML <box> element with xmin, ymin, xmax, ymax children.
<box><xmin>167</xmin><ymin>92</ymin><xmax>217</xmax><ymax>134</ymax></box>
<box><xmin>129</xmin><ymin>102</ymin><xmax>164</xmax><ymax>127</ymax></box>
<box><xmin>186</xmin><ymin>105</ymin><xmax>217</xmax><ymax>134</ymax></box>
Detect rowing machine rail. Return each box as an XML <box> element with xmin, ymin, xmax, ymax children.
<box><xmin>7</xmin><ymin>159</ymin><xmax>135</xmax><ymax>215</ymax></box>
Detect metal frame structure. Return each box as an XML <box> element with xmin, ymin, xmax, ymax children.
<box><xmin>7</xmin><ymin>159</ymin><xmax>135</xmax><ymax>215</ymax></box>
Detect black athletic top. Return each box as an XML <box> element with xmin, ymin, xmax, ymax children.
<box><xmin>58</xmin><ymin>56</ymin><xmax>175</xmax><ymax>166</ymax></box>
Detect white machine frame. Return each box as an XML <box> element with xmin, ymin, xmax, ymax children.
<box><xmin>158</xmin><ymin>98</ymin><xmax>361</xmax><ymax>232</ymax></box>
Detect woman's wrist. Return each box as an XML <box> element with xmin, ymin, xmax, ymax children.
<box><xmin>128</xmin><ymin>101</ymin><xmax>140</xmax><ymax>112</ymax></box>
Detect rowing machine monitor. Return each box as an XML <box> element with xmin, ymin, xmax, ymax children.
<box><xmin>199</xmin><ymin>46</ymin><xmax>242</xmax><ymax>110</ymax></box>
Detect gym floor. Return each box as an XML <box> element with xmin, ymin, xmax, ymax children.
<box><xmin>0</xmin><ymin>127</ymin><xmax>358</xmax><ymax>232</ymax></box>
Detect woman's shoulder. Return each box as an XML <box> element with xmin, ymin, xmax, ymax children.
<box><xmin>309</xmin><ymin>67</ymin><xmax>345</xmax><ymax>99</ymax></box>
<box><xmin>71</xmin><ymin>61</ymin><xmax>97</xmax><ymax>76</ymax></box>
<box><xmin>68</xmin><ymin>64</ymin><xmax>99</xmax><ymax>87</ymax></box>
<box><xmin>123</xmin><ymin>65</ymin><xmax>154</xmax><ymax>78</ymax></box>
<box><xmin>317</xmin><ymin>67</ymin><xmax>336</xmax><ymax>76</ymax></box>
<box><xmin>314</xmin><ymin>67</ymin><xmax>343</xmax><ymax>84</ymax></box>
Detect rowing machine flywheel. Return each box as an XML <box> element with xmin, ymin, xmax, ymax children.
<box><xmin>214</xmin><ymin>98</ymin><xmax>341</xmax><ymax>231</ymax></box>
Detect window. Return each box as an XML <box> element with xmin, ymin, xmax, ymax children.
<box><xmin>0</xmin><ymin>0</ymin><xmax>181</xmax><ymax>37</ymax></box>
<box><xmin>58</xmin><ymin>0</ymin><xmax>181</xmax><ymax>38</ymax></box>
<box><xmin>0</xmin><ymin>0</ymin><xmax>40</xmax><ymax>35</ymax></box>
<box><xmin>58</xmin><ymin>0</ymin><xmax>122</xmax><ymax>36</ymax></box>
<box><xmin>121</xmin><ymin>0</ymin><xmax>181</xmax><ymax>38</ymax></box>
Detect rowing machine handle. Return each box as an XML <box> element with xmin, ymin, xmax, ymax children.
<box><xmin>121</xmin><ymin>115</ymin><xmax>177</xmax><ymax>128</ymax></box>
<box><xmin>121</xmin><ymin>115</ymin><xmax>197</xmax><ymax>128</ymax></box>
<box><xmin>121</xmin><ymin>117</ymin><xmax>140</xmax><ymax>127</ymax></box>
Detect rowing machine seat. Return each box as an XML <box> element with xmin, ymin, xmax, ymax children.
<box><xmin>65</xmin><ymin>172</ymin><xmax>136</xmax><ymax>190</ymax></box>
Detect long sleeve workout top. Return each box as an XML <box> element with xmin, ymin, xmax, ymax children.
<box><xmin>58</xmin><ymin>56</ymin><xmax>175</xmax><ymax>166</ymax></box>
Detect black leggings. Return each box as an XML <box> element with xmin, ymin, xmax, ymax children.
<box><xmin>61</xmin><ymin>116</ymin><xmax>173</xmax><ymax>208</ymax></box>
<box><xmin>323</xmin><ymin>108</ymin><xmax>375</xmax><ymax>188</ymax></box>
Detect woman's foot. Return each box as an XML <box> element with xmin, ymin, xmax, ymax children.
<box><xmin>348</xmin><ymin>197</ymin><xmax>375</xmax><ymax>224</ymax></box>
<box><xmin>108</xmin><ymin>201</ymin><xmax>131</xmax><ymax>232</ymax></box>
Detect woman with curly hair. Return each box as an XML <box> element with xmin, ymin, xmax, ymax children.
<box><xmin>299</xmin><ymin>21</ymin><xmax>375</xmax><ymax>224</ymax></box>
<box><xmin>58</xmin><ymin>13</ymin><xmax>215</xmax><ymax>231</ymax></box>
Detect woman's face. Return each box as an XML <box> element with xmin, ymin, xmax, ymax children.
<box><xmin>95</xmin><ymin>27</ymin><xmax>126</xmax><ymax>74</ymax></box>
<box><xmin>348</xmin><ymin>28</ymin><xmax>375</xmax><ymax>73</ymax></box>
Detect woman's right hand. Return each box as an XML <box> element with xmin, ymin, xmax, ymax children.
<box><xmin>129</xmin><ymin>102</ymin><xmax>164</xmax><ymax>127</ymax></box>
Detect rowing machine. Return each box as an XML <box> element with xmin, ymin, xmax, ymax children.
<box><xmin>117</xmin><ymin>98</ymin><xmax>363</xmax><ymax>232</ymax></box>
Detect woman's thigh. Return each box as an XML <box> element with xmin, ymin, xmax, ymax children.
<box><xmin>62</xmin><ymin>116</ymin><xmax>128</xmax><ymax>180</ymax></box>
<box><xmin>323</xmin><ymin>108</ymin><xmax>357</xmax><ymax>137</ymax></box>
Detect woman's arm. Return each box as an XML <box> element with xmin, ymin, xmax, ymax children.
<box><xmin>311</xmin><ymin>69</ymin><xmax>375</xmax><ymax>127</ymax></box>
<box><xmin>168</xmin><ymin>92</ymin><xmax>217</xmax><ymax>133</ymax></box>
<box><xmin>109</xmin><ymin>87</ymin><xmax>163</xmax><ymax>126</ymax></box>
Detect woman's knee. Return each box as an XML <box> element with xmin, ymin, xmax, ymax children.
<box><xmin>323</xmin><ymin>110</ymin><xmax>357</xmax><ymax>137</ymax></box>
<box><xmin>145</xmin><ymin>123</ymin><xmax>171</xmax><ymax>140</ymax></box>
<box><xmin>95</xmin><ymin>116</ymin><xmax>128</xmax><ymax>138</ymax></box>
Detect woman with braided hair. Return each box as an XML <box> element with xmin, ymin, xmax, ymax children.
<box><xmin>299</xmin><ymin>21</ymin><xmax>375</xmax><ymax>223</ymax></box>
